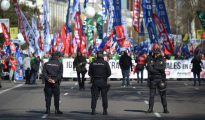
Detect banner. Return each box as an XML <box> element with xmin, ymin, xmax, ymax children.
<box><xmin>43</xmin><ymin>0</ymin><xmax>51</xmax><ymax>52</ymax></box>
<box><xmin>197</xmin><ymin>11</ymin><xmax>205</xmax><ymax>29</ymax></box>
<box><xmin>132</xmin><ymin>0</ymin><xmax>140</xmax><ymax>32</ymax></box>
<box><xmin>152</xmin><ymin>14</ymin><xmax>174</xmax><ymax>54</ymax></box>
<box><xmin>1</xmin><ymin>23</ymin><xmax>10</xmax><ymax>46</ymax></box>
<box><xmin>155</xmin><ymin>0</ymin><xmax>171</xmax><ymax>34</ymax></box>
<box><xmin>10</xmin><ymin>27</ymin><xmax>18</xmax><ymax>39</ymax></box>
<box><xmin>61</xmin><ymin>59</ymin><xmax>205</xmax><ymax>78</ymax></box>
<box><xmin>142</xmin><ymin>0</ymin><xmax>158</xmax><ymax>43</ymax></box>
<box><xmin>113</xmin><ymin>0</ymin><xmax>122</xmax><ymax>26</ymax></box>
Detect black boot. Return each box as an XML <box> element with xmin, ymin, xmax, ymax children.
<box><xmin>146</xmin><ymin>108</ymin><xmax>153</xmax><ymax>113</ymax></box>
<box><xmin>91</xmin><ymin>109</ymin><xmax>96</xmax><ymax>115</ymax></box>
<box><xmin>45</xmin><ymin>108</ymin><xmax>50</xmax><ymax>114</ymax></box>
<box><xmin>163</xmin><ymin>107</ymin><xmax>169</xmax><ymax>113</ymax></box>
<box><xmin>103</xmin><ymin>109</ymin><xmax>107</xmax><ymax>115</ymax></box>
<box><xmin>55</xmin><ymin>109</ymin><xmax>63</xmax><ymax>114</ymax></box>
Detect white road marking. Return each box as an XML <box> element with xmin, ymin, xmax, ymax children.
<box><xmin>64</xmin><ymin>93</ymin><xmax>69</xmax><ymax>95</ymax></box>
<box><xmin>41</xmin><ymin>114</ymin><xmax>48</xmax><ymax>119</ymax></box>
<box><xmin>137</xmin><ymin>91</ymin><xmax>141</xmax><ymax>95</ymax></box>
<box><xmin>194</xmin><ymin>87</ymin><xmax>199</xmax><ymax>90</ymax></box>
<box><xmin>74</xmin><ymin>82</ymin><xmax>78</xmax><ymax>86</ymax></box>
<box><xmin>154</xmin><ymin>112</ymin><xmax>161</xmax><ymax>117</ymax></box>
<box><xmin>132</xmin><ymin>86</ymin><xmax>136</xmax><ymax>89</ymax></box>
<box><xmin>184</xmin><ymin>83</ymin><xmax>188</xmax><ymax>86</ymax></box>
<box><xmin>0</xmin><ymin>84</ymin><xmax>24</xmax><ymax>95</ymax></box>
<box><xmin>144</xmin><ymin>100</ymin><xmax>149</xmax><ymax>105</ymax></box>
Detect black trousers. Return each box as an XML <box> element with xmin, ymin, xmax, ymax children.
<box><xmin>25</xmin><ymin>68</ymin><xmax>31</xmax><ymax>84</ymax></box>
<box><xmin>44</xmin><ymin>83</ymin><xmax>60</xmax><ymax>110</ymax></box>
<box><xmin>77</xmin><ymin>72</ymin><xmax>85</xmax><ymax>89</ymax></box>
<box><xmin>91</xmin><ymin>83</ymin><xmax>108</xmax><ymax>110</ymax></box>
<box><xmin>149</xmin><ymin>80</ymin><xmax>167</xmax><ymax>109</ymax></box>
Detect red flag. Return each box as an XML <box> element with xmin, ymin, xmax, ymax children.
<box><xmin>1</xmin><ymin>23</ymin><xmax>10</xmax><ymax>46</ymax></box>
<box><xmin>132</xmin><ymin>0</ymin><xmax>141</xmax><ymax>32</ymax></box>
<box><xmin>152</xmin><ymin>14</ymin><xmax>174</xmax><ymax>54</ymax></box>
<box><xmin>12</xmin><ymin>0</ymin><xmax>28</xmax><ymax>43</ymax></box>
<box><xmin>38</xmin><ymin>33</ymin><xmax>44</xmax><ymax>51</ymax></box>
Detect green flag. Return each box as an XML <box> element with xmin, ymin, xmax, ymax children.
<box><xmin>95</xmin><ymin>14</ymin><xmax>103</xmax><ymax>39</ymax></box>
<box><xmin>86</xmin><ymin>18</ymin><xmax>94</xmax><ymax>48</ymax></box>
<box><xmin>197</xmin><ymin>11</ymin><xmax>205</xmax><ymax>29</ymax></box>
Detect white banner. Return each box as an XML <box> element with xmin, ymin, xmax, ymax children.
<box><xmin>60</xmin><ymin>59</ymin><xmax>205</xmax><ymax>78</ymax></box>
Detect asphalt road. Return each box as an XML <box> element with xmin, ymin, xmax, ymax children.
<box><xmin>0</xmin><ymin>79</ymin><xmax>205</xmax><ymax>120</ymax></box>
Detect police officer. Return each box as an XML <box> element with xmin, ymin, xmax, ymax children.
<box><xmin>88</xmin><ymin>51</ymin><xmax>111</xmax><ymax>115</ymax></box>
<box><xmin>146</xmin><ymin>49</ymin><xmax>169</xmax><ymax>113</ymax></box>
<box><xmin>43</xmin><ymin>52</ymin><xmax>63</xmax><ymax>114</ymax></box>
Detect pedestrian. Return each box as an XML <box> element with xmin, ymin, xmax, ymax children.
<box><xmin>30</xmin><ymin>56</ymin><xmax>40</xmax><ymax>84</ymax></box>
<box><xmin>119</xmin><ymin>51</ymin><xmax>133</xmax><ymax>87</ymax></box>
<box><xmin>73</xmin><ymin>51</ymin><xmax>87</xmax><ymax>90</ymax></box>
<box><xmin>191</xmin><ymin>54</ymin><xmax>203</xmax><ymax>86</ymax></box>
<box><xmin>135</xmin><ymin>52</ymin><xmax>146</xmax><ymax>83</ymax></box>
<box><xmin>88</xmin><ymin>51</ymin><xmax>111</xmax><ymax>115</ymax></box>
<box><xmin>23</xmin><ymin>54</ymin><xmax>31</xmax><ymax>84</ymax></box>
<box><xmin>42</xmin><ymin>52</ymin><xmax>63</xmax><ymax>114</ymax></box>
<box><xmin>146</xmin><ymin>48</ymin><xmax>169</xmax><ymax>113</ymax></box>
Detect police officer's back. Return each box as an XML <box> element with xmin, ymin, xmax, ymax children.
<box><xmin>88</xmin><ymin>51</ymin><xmax>111</xmax><ymax>115</ymax></box>
<box><xmin>43</xmin><ymin>52</ymin><xmax>63</xmax><ymax>114</ymax></box>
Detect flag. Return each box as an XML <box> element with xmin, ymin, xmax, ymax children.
<box><xmin>152</xmin><ymin>13</ymin><xmax>174</xmax><ymax>54</ymax></box>
<box><xmin>155</xmin><ymin>0</ymin><xmax>171</xmax><ymax>34</ymax></box>
<box><xmin>197</xmin><ymin>11</ymin><xmax>205</xmax><ymax>29</ymax></box>
<box><xmin>71</xmin><ymin>0</ymin><xmax>80</xmax><ymax>22</ymax></box>
<box><xmin>132</xmin><ymin>0</ymin><xmax>141</xmax><ymax>32</ymax></box>
<box><xmin>43</xmin><ymin>0</ymin><xmax>51</xmax><ymax>52</ymax></box>
<box><xmin>113</xmin><ymin>0</ymin><xmax>122</xmax><ymax>26</ymax></box>
<box><xmin>1</xmin><ymin>23</ymin><xmax>10</xmax><ymax>46</ymax></box>
<box><xmin>84</xmin><ymin>0</ymin><xmax>89</xmax><ymax>9</ymax></box>
<box><xmin>102</xmin><ymin>0</ymin><xmax>109</xmax><ymax>21</ymax></box>
<box><xmin>142</xmin><ymin>0</ymin><xmax>158</xmax><ymax>43</ymax></box>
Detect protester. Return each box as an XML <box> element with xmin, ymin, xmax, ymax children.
<box><xmin>0</xmin><ymin>57</ymin><xmax>3</xmax><ymax>88</ymax></box>
<box><xmin>191</xmin><ymin>54</ymin><xmax>203</xmax><ymax>86</ymax></box>
<box><xmin>23</xmin><ymin>54</ymin><xmax>31</xmax><ymax>84</ymax></box>
<box><xmin>88</xmin><ymin>51</ymin><xmax>111</xmax><ymax>115</ymax></box>
<box><xmin>73</xmin><ymin>51</ymin><xmax>87</xmax><ymax>90</ymax></box>
<box><xmin>30</xmin><ymin>56</ymin><xmax>41</xmax><ymax>84</ymax></box>
<box><xmin>43</xmin><ymin>52</ymin><xmax>63</xmax><ymax>114</ymax></box>
<box><xmin>9</xmin><ymin>54</ymin><xmax>18</xmax><ymax>83</ymax></box>
<box><xmin>119</xmin><ymin>51</ymin><xmax>133</xmax><ymax>87</ymax></box>
<box><xmin>135</xmin><ymin>52</ymin><xmax>146</xmax><ymax>83</ymax></box>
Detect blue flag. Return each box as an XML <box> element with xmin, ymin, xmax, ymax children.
<box><xmin>142</xmin><ymin>0</ymin><xmax>158</xmax><ymax>43</ymax></box>
<box><xmin>113</xmin><ymin>0</ymin><xmax>122</xmax><ymax>25</ymax></box>
<box><xmin>155</xmin><ymin>0</ymin><xmax>171</xmax><ymax>34</ymax></box>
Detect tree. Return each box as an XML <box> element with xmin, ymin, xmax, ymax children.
<box><xmin>0</xmin><ymin>3</ymin><xmax>39</xmax><ymax>27</ymax></box>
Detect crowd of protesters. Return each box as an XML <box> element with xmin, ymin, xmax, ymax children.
<box><xmin>0</xmin><ymin>43</ymin><xmax>204</xmax><ymax>89</ymax></box>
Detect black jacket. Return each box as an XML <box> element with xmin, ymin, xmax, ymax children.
<box><xmin>191</xmin><ymin>57</ymin><xmax>203</xmax><ymax>73</ymax></box>
<box><xmin>88</xmin><ymin>58</ymin><xmax>111</xmax><ymax>79</ymax></box>
<box><xmin>73</xmin><ymin>55</ymin><xmax>87</xmax><ymax>72</ymax></box>
<box><xmin>147</xmin><ymin>55</ymin><xmax>166</xmax><ymax>80</ymax></box>
<box><xmin>119</xmin><ymin>54</ymin><xmax>132</xmax><ymax>70</ymax></box>
<box><xmin>43</xmin><ymin>57</ymin><xmax>63</xmax><ymax>84</ymax></box>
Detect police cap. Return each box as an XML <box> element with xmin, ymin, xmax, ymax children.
<box><xmin>97</xmin><ymin>51</ymin><xmax>104</xmax><ymax>58</ymax></box>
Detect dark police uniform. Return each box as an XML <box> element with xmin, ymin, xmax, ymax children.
<box><xmin>88</xmin><ymin>51</ymin><xmax>111</xmax><ymax>115</ymax></box>
<box><xmin>146</xmin><ymin>49</ymin><xmax>169</xmax><ymax>113</ymax></box>
<box><xmin>42</xmin><ymin>53</ymin><xmax>63</xmax><ymax>114</ymax></box>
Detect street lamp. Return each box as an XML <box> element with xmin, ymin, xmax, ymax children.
<box><xmin>0</xmin><ymin>0</ymin><xmax>10</xmax><ymax>11</ymax></box>
<box><xmin>84</xmin><ymin>6</ymin><xmax>96</xmax><ymax>18</ymax></box>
